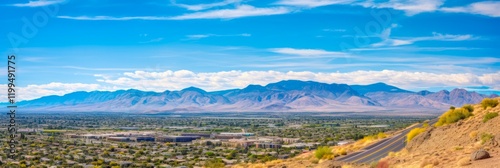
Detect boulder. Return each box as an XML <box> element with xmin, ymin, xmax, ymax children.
<box><xmin>471</xmin><ymin>149</ymin><xmax>490</xmax><ymax>161</ymax></box>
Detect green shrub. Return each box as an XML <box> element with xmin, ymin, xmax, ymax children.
<box><xmin>407</xmin><ymin>127</ymin><xmax>426</xmax><ymax>142</ymax></box>
<box><xmin>481</xmin><ymin>98</ymin><xmax>499</xmax><ymax>109</ymax></box>
<box><xmin>435</xmin><ymin>107</ymin><xmax>473</xmax><ymax>127</ymax></box>
<box><xmin>483</xmin><ymin>112</ymin><xmax>499</xmax><ymax>123</ymax></box>
<box><xmin>315</xmin><ymin>146</ymin><xmax>332</xmax><ymax>159</ymax></box>
<box><xmin>462</xmin><ymin>104</ymin><xmax>474</xmax><ymax>113</ymax></box>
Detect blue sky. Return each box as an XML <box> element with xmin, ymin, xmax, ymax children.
<box><xmin>1</xmin><ymin>0</ymin><xmax>500</xmax><ymax>101</ymax></box>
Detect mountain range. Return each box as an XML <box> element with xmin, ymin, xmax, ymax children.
<box><xmin>13</xmin><ymin>80</ymin><xmax>498</xmax><ymax>113</ymax></box>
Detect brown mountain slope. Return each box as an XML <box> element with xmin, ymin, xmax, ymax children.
<box><xmin>383</xmin><ymin>98</ymin><xmax>500</xmax><ymax>168</ymax></box>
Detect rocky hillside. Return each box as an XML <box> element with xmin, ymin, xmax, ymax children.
<box><xmin>233</xmin><ymin>98</ymin><xmax>500</xmax><ymax>168</ymax></box>
<box><xmin>382</xmin><ymin>97</ymin><xmax>500</xmax><ymax>168</ymax></box>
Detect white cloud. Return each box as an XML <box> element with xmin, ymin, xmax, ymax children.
<box><xmin>372</xmin><ymin>25</ymin><xmax>478</xmax><ymax>47</ymax></box>
<box><xmin>3</xmin><ymin>70</ymin><xmax>500</xmax><ymax>102</ymax></box>
<box><xmin>169</xmin><ymin>5</ymin><xmax>293</xmax><ymax>20</ymax></box>
<box><xmin>171</xmin><ymin>0</ymin><xmax>241</xmax><ymax>11</ymax></box>
<box><xmin>11</xmin><ymin>0</ymin><xmax>64</xmax><ymax>7</ymax></box>
<box><xmin>58</xmin><ymin>5</ymin><xmax>291</xmax><ymax>21</ymax></box>
<box><xmin>440</xmin><ymin>1</ymin><xmax>500</xmax><ymax>17</ymax></box>
<box><xmin>276</xmin><ymin>0</ymin><xmax>354</xmax><ymax>8</ymax></box>
<box><xmin>361</xmin><ymin>0</ymin><xmax>445</xmax><ymax>16</ymax></box>
<box><xmin>57</xmin><ymin>16</ymin><xmax>172</xmax><ymax>21</ymax></box>
<box><xmin>270</xmin><ymin>48</ymin><xmax>347</xmax><ymax>56</ymax></box>
<box><xmin>186</xmin><ymin>33</ymin><xmax>251</xmax><ymax>40</ymax></box>
<box><xmin>94</xmin><ymin>70</ymin><xmax>500</xmax><ymax>93</ymax></box>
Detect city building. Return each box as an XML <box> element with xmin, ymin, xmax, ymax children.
<box><xmin>180</xmin><ymin>133</ymin><xmax>211</xmax><ymax>138</ymax></box>
<box><xmin>134</xmin><ymin>136</ymin><xmax>155</xmax><ymax>142</ymax></box>
<box><xmin>282</xmin><ymin>138</ymin><xmax>301</xmax><ymax>144</ymax></box>
<box><xmin>222</xmin><ymin>139</ymin><xmax>257</xmax><ymax>148</ymax></box>
<box><xmin>254</xmin><ymin>142</ymin><xmax>281</xmax><ymax>149</ymax></box>
<box><xmin>156</xmin><ymin>136</ymin><xmax>201</xmax><ymax>143</ymax></box>
<box><xmin>107</xmin><ymin>137</ymin><xmax>132</xmax><ymax>142</ymax></box>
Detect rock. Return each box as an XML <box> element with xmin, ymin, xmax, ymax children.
<box><xmin>471</xmin><ymin>149</ymin><xmax>490</xmax><ymax>161</ymax></box>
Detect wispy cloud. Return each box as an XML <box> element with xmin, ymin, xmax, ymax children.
<box><xmin>323</xmin><ymin>28</ymin><xmax>346</xmax><ymax>32</ymax></box>
<box><xmin>61</xmin><ymin>66</ymin><xmax>139</xmax><ymax>71</ymax></box>
<box><xmin>371</xmin><ymin>24</ymin><xmax>478</xmax><ymax>47</ymax></box>
<box><xmin>186</xmin><ymin>33</ymin><xmax>251</xmax><ymax>40</ymax></box>
<box><xmin>171</xmin><ymin>0</ymin><xmax>241</xmax><ymax>11</ymax></box>
<box><xmin>58</xmin><ymin>5</ymin><xmax>292</xmax><ymax>21</ymax></box>
<box><xmin>269</xmin><ymin>48</ymin><xmax>347</xmax><ymax>56</ymax></box>
<box><xmin>360</xmin><ymin>0</ymin><xmax>445</xmax><ymax>16</ymax></box>
<box><xmin>169</xmin><ymin>5</ymin><xmax>293</xmax><ymax>20</ymax></box>
<box><xmin>351</xmin><ymin>47</ymin><xmax>479</xmax><ymax>51</ymax></box>
<box><xmin>11</xmin><ymin>0</ymin><xmax>64</xmax><ymax>7</ymax></box>
<box><xmin>275</xmin><ymin>0</ymin><xmax>354</xmax><ymax>8</ymax></box>
<box><xmin>276</xmin><ymin>0</ymin><xmax>444</xmax><ymax>16</ymax></box>
<box><xmin>140</xmin><ymin>37</ymin><xmax>164</xmax><ymax>43</ymax></box>
<box><xmin>440</xmin><ymin>1</ymin><xmax>500</xmax><ymax>17</ymax></box>
<box><xmin>57</xmin><ymin>16</ymin><xmax>171</xmax><ymax>21</ymax></box>
<box><xmin>21</xmin><ymin>57</ymin><xmax>54</xmax><ymax>62</ymax></box>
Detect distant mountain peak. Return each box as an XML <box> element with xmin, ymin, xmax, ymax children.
<box><xmin>351</xmin><ymin>82</ymin><xmax>412</xmax><ymax>95</ymax></box>
<box><xmin>242</xmin><ymin>84</ymin><xmax>268</xmax><ymax>92</ymax></box>
<box><xmin>181</xmin><ymin>87</ymin><xmax>206</xmax><ymax>93</ymax></box>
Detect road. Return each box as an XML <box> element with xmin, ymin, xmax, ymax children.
<box><xmin>336</xmin><ymin>119</ymin><xmax>438</xmax><ymax>164</ymax></box>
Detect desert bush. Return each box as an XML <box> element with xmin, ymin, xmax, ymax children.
<box><xmin>453</xmin><ymin>146</ymin><xmax>464</xmax><ymax>150</ymax></box>
<box><xmin>469</xmin><ymin>131</ymin><xmax>478</xmax><ymax>139</ymax></box>
<box><xmin>481</xmin><ymin>98</ymin><xmax>499</xmax><ymax>109</ymax></box>
<box><xmin>481</xmin><ymin>133</ymin><xmax>494</xmax><ymax>144</ymax></box>
<box><xmin>407</xmin><ymin>127</ymin><xmax>426</xmax><ymax>142</ymax></box>
<box><xmin>462</xmin><ymin>104</ymin><xmax>474</xmax><ymax>113</ymax></box>
<box><xmin>377</xmin><ymin>132</ymin><xmax>387</xmax><ymax>139</ymax></box>
<box><xmin>435</xmin><ymin>107</ymin><xmax>473</xmax><ymax>126</ymax></box>
<box><xmin>483</xmin><ymin>112</ymin><xmax>498</xmax><ymax>123</ymax></box>
<box><xmin>422</xmin><ymin>122</ymin><xmax>429</xmax><ymax>128</ymax></box>
<box><xmin>314</xmin><ymin>146</ymin><xmax>332</xmax><ymax>159</ymax></box>
<box><xmin>204</xmin><ymin>158</ymin><xmax>225</xmax><ymax>168</ymax></box>
<box><xmin>338</xmin><ymin>148</ymin><xmax>347</xmax><ymax>155</ymax></box>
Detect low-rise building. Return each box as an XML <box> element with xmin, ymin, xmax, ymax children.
<box><xmin>107</xmin><ymin>137</ymin><xmax>132</xmax><ymax>142</ymax></box>
<box><xmin>255</xmin><ymin>142</ymin><xmax>281</xmax><ymax>149</ymax></box>
<box><xmin>134</xmin><ymin>136</ymin><xmax>155</xmax><ymax>142</ymax></box>
<box><xmin>282</xmin><ymin>138</ymin><xmax>301</xmax><ymax>144</ymax></box>
<box><xmin>181</xmin><ymin>133</ymin><xmax>211</xmax><ymax>138</ymax></box>
<box><xmin>156</xmin><ymin>136</ymin><xmax>201</xmax><ymax>143</ymax></box>
<box><xmin>222</xmin><ymin>139</ymin><xmax>256</xmax><ymax>148</ymax></box>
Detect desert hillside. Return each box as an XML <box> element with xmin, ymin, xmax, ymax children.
<box><xmin>233</xmin><ymin>98</ymin><xmax>500</xmax><ymax>168</ymax></box>
<box><xmin>383</xmin><ymin>97</ymin><xmax>500</xmax><ymax>168</ymax></box>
